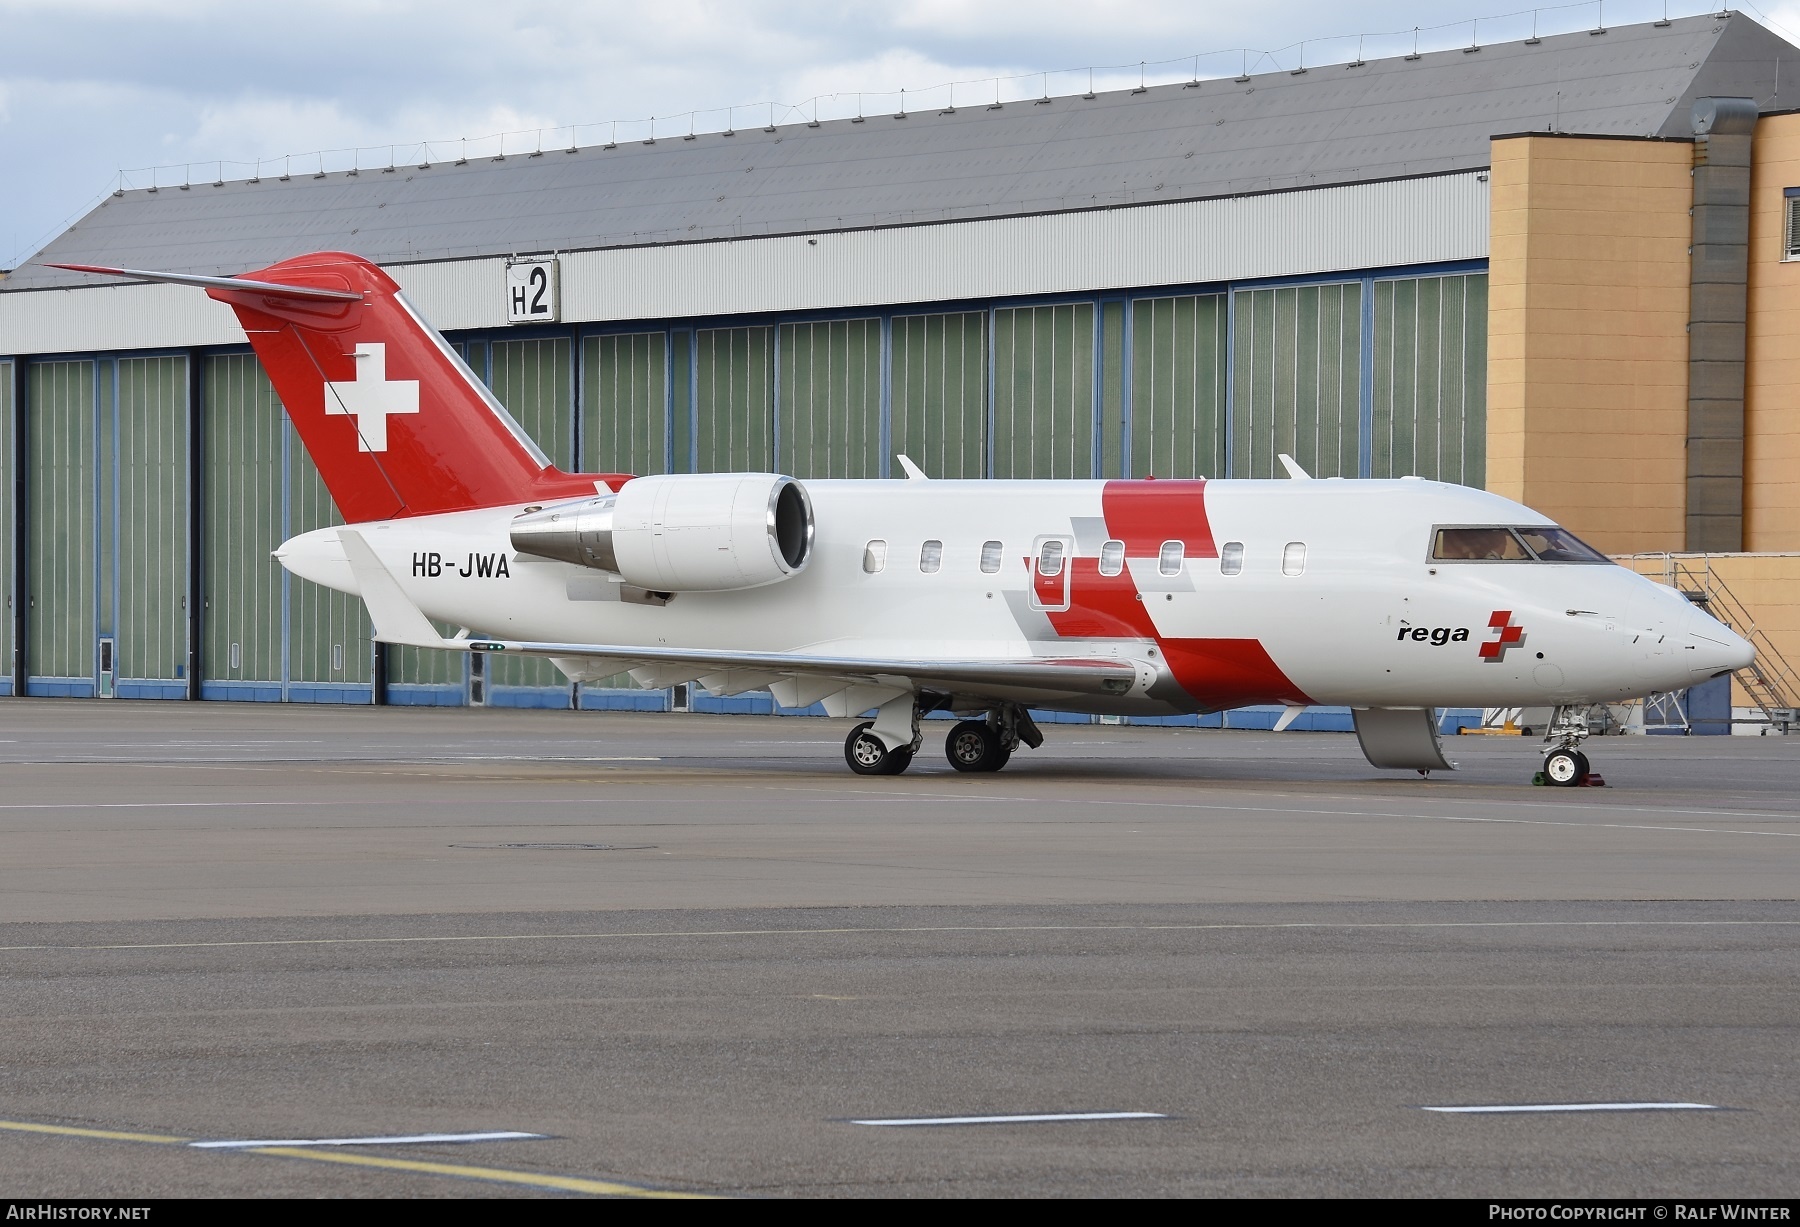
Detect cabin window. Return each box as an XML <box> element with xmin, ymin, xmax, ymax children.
<box><xmin>980</xmin><ymin>540</ymin><xmax>1003</xmax><ymax>573</ymax></box>
<box><xmin>1037</xmin><ymin>539</ymin><xmax>1065</xmax><ymax>577</ymax></box>
<box><xmin>1220</xmin><ymin>541</ymin><xmax>1244</xmax><ymax>576</ymax></box>
<box><xmin>920</xmin><ymin>540</ymin><xmax>943</xmax><ymax>573</ymax></box>
<box><xmin>863</xmin><ymin>540</ymin><xmax>887</xmax><ymax>573</ymax></box>
<box><xmin>1158</xmin><ymin>541</ymin><xmax>1184</xmax><ymax>576</ymax></box>
<box><xmin>1099</xmin><ymin>539</ymin><xmax>1125</xmax><ymax>576</ymax></box>
<box><xmin>1282</xmin><ymin>542</ymin><xmax>1306</xmax><ymax>575</ymax></box>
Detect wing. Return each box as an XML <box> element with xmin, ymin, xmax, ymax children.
<box><xmin>338</xmin><ymin>529</ymin><xmax>1140</xmax><ymax>705</ymax></box>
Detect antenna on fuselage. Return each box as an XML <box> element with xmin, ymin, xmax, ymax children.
<box><xmin>1277</xmin><ymin>453</ymin><xmax>1312</xmax><ymax>480</ymax></box>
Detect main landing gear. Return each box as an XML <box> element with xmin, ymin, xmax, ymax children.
<box><xmin>842</xmin><ymin>701</ymin><xmax>1043</xmax><ymax>776</ymax></box>
<box><xmin>1534</xmin><ymin>705</ymin><xmax>1605</xmax><ymax>788</ymax></box>
<box><xmin>845</xmin><ymin>721</ymin><xmax>914</xmax><ymax>776</ymax></box>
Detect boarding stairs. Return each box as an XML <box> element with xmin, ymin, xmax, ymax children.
<box><xmin>1628</xmin><ymin>554</ymin><xmax>1799</xmax><ymax>733</ymax></box>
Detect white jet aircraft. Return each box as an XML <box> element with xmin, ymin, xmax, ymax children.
<box><xmin>53</xmin><ymin>253</ymin><xmax>1756</xmax><ymax>785</ymax></box>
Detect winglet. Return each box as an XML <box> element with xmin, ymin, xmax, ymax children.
<box><xmin>895</xmin><ymin>455</ymin><xmax>930</xmax><ymax>481</ymax></box>
<box><xmin>338</xmin><ymin>529</ymin><xmax>454</xmax><ymax>648</ymax></box>
<box><xmin>1277</xmin><ymin>454</ymin><xmax>1312</xmax><ymax>480</ymax></box>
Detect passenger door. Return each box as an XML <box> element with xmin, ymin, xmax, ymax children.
<box><xmin>1029</xmin><ymin>536</ymin><xmax>1073</xmax><ymax>612</ymax></box>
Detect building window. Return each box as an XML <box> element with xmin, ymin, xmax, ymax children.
<box><xmin>863</xmin><ymin>540</ymin><xmax>887</xmax><ymax>573</ymax></box>
<box><xmin>1282</xmin><ymin>542</ymin><xmax>1307</xmax><ymax>576</ymax></box>
<box><xmin>1158</xmin><ymin>541</ymin><xmax>1185</xmax><ymax>576</ymax></box>
<box><xmin>1099</xmin><ymin>539</ymin><xmax>1125</xmax><ymax>576</ymax></box>
<box><xmin>980</xmin><ymin>540</ymin><xmax>1003</xmax><ymax>573</ymax></box>
<box><xmin>1788</xmin><ymin>193</ymin><xmax>1800</xmax><ymax>260</ymax></box>
<box><xmin>1220</xmin><ymin>541</ymin><xmax>1244</xmax><ymax>576</ymax></box>
<box><xmin>920</xmin><ymin>540</ymin><xmax>943</xmax><ymax>573</ymax></box>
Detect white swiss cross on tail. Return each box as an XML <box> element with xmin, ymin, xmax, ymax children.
<box><xmin>325</xmin><ymin>343</ymin><xmax>419</xmax><ymax>452</ymax></box>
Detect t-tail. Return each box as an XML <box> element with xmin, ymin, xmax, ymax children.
<box><xmin>49</xmin><ymin>252</ymin><xmax>623</xmax><ymax>522</ymax></box>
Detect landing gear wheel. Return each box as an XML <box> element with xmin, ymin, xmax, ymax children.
<box><xmin>945</xmin><ymin>720</ymin><xmax>1012</xmax><ymax>773</ymax></box>
<box><xmin>845</xmin><ymin>721</ymin><xmax>913</xmax><ymax>776</ymax></box>
<box><xmin>1543</xmin><ymin>748</ymin><xmax>1590</xmax><ymax>787</ymax></box>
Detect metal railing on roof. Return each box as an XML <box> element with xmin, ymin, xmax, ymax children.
<box><xmin>105</xmin><ymin>0</ymin><xmax>1732</xmax><ymax>198</ymax></box>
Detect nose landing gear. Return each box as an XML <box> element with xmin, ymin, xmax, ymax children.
<box><xmin>1534</xmin><ymin>705</ymin><xmax>1606</xmax><ymax>787</ymax></box>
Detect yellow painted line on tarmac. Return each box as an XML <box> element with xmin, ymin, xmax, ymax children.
<box><xmin>250</xmin><ymin>1146</ymin><xmax>714</xmax><ymax>1198</ymax></box>
<box><xmin>0</xmin><ymin>1118</ymin><xmax>189</xmax><ymax>1144</ymax></box>
<box><xmin>0</xmin><ymin>1116</ymin><xmax>711</xmax><ymax>1198</ymax></box>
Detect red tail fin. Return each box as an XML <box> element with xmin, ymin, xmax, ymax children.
<box><xmin>207</xmin><ymin>251</ymin><xmax>619</xmax><ymax>522</ymax></box>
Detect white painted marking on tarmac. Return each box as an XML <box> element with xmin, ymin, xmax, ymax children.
<box><xmin>768</xmin><ymin>787</ymin><xmax>1800</xmax><ymax>839</ymax></box>
<box><xmin>4</xmin><ymin>919</ymin><xmax>1797</xmax><ymax>954</ymax></box>
<box><xmin>0</xmin><ymin>794</ymin><xmax>660</xmax><ymax>812</ymax></box>
<box><xmin>1421</xmin><ymin>1103</ymin><xmax>1720</xmax><ymax>1115</ymax></box>
<box><xmin>852</xmin><ymin>1112</ymin><xmax>1165</xmax><ymax>1127</ymax></box>
<box><xmin>190</xmin><ymin>1130</ymin><xmax>544</xmax><ymax>1149</ymax></box>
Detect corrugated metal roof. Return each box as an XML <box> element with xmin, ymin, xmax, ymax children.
<box><xmin>6</xmin><ymin>12</ymin><xmax>1794</xmax><ymax>292</ymax></box>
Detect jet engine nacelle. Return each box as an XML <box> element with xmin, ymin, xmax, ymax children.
<box><xmin>509</xmin><ymin>472</ymin><xmax>814</xmax><ymax>592</ymax></box>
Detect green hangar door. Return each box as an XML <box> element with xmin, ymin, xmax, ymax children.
<box><xmin>1229</xmin><ymin>283</ymin><xmax>1362</xmax><ymax>480</ymax></box>
<box><xmin>1130</xmin><ymin>294</ymin><xmax>1229</xmax><ymax>480</ymax></box>
<box><xmin>992</xmin><ymin>304</ymin><xmax>1095</xmax><ymax>479</ymax></box>
<box><xmin>25</xmin><ymin>360</ymin><xmax>98</xmax><ymax>696</ymax></box>
<box><xmin>778</xmin><ymin>320</ymin><xmax>880</xmax><ymax>479</ymax></box>
<box><xmin>0</xmin><ymin>361</ymin><xmax>12</xmax><ymax>695</ymax></box>
<box><xmin>1371</xmin><ymin>273</ymin><xmax>1487</xmax><ymax>486</ymax></box>
<box><xmin>17</xmin><ymin>357</ymin><xmax>190</xmax><ymax>699</ymax></box>
<box><xmin>115</xmin><ymin>358</ymin><xmax>189</xmax><ymax>697</ymax></box>
<box><xmin>202</xmin><ymin>354</ymin><xmax>373</xmax><ymax>703</ymax></box>
<box><xmin>891</xmin><ymin>313</ymin><xmax>986</xmax><ymax>480</ymax></box>
<box><xmin>203</xmin><ymin>355</ymin><xmax>285</xmax><ymax>700</ymax></box>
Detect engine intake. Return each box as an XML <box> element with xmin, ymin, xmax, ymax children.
<box><xmin>510</xmin><ymin>472</ymin><xmax>813</xmax><ymax>592</ymax></box>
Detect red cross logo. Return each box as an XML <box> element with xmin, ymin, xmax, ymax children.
<box><xmin>1478</xmin><ymin>610</ymin><xmax>1524</xmax><ymax>661</ymax></box>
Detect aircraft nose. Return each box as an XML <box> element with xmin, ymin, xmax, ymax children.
<box><xmin>1685</xmin><ymin>612</ymin><xmax>1755</xmax><ymax>680</ymax></box>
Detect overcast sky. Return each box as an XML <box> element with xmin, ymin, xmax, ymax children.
<box><xmin>5</xmin><ymin>0</ymin><xmax>1799</xmax><ymax>269</ymax></box>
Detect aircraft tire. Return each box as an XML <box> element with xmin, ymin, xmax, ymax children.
<box><xmin>845</xmin><ymin>721</ymin><xmax>913</xmax><ymax>775</ymax></box>
<box><xmin>945</xmin><ymin>720</ymin><xmax>1010</xmax><ymax>773</ymax></box>
<box><xmin>1543</xmin><ymin>748</ymin><xmax>1589</xmax><ymax>787</ymax></box>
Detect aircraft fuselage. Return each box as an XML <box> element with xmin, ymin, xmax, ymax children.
<box><xmin>280</xmin><ymin>475</ymin><xmax>1748</xmax><ymax>716</ymax></box>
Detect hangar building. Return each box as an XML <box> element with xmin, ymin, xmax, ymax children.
<box><xmin>2</xmin><ymin>11</ymin><xmax>1797</xmax><ymax>722</ymax></box>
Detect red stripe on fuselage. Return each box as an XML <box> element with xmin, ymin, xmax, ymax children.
<box><xmin>1100</xmin><ymin>479</ymin><xmax>1218</xmax><ymax>558</ymax></box>
<box><xmin>1158</xmin><ymin>638</ymin><xmax>1312</xmax><ymax>710</ymax></box>
<box><xmin>1040</xmin><ymin>480</ymin><xmax>1314</xmax><ymax>710</ymax></box>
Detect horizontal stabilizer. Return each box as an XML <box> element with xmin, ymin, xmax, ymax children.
<box><xmin>45</xmin><ymin>262</ymin><xmax>362</xmax><ymax>301</ymax></box>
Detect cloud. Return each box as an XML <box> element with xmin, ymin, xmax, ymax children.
<box><xmin>0</xmin><ymin>0</ymin><xmax>1766</xmax><ymax>268</ymax></box>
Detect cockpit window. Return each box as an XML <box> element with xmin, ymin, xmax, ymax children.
<box><xmin>1431</xmin><ymin>525</ymin><xmax>1611</xmax><ymax>564</ymax></box>
<box><xmin>1433</xmin><ymin>528</ymin><xmax>1532</xmax><ymax>561</ymax></box>
<box><xmin>1513</xmin><ymin>526</ymin><xmax>1611</xmax><ymax>564</ymax></box>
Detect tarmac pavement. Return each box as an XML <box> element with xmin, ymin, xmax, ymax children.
<box><xmin>0</xmin><ymin>701</ymin><xmax>1795</xmax><ymax>1197</ymax></box>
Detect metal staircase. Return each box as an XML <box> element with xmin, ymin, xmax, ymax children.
<box><xmin>1631</xmin><ymin>554</ymin><xmax>1799</xmax><ymax>732</ymax></box>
